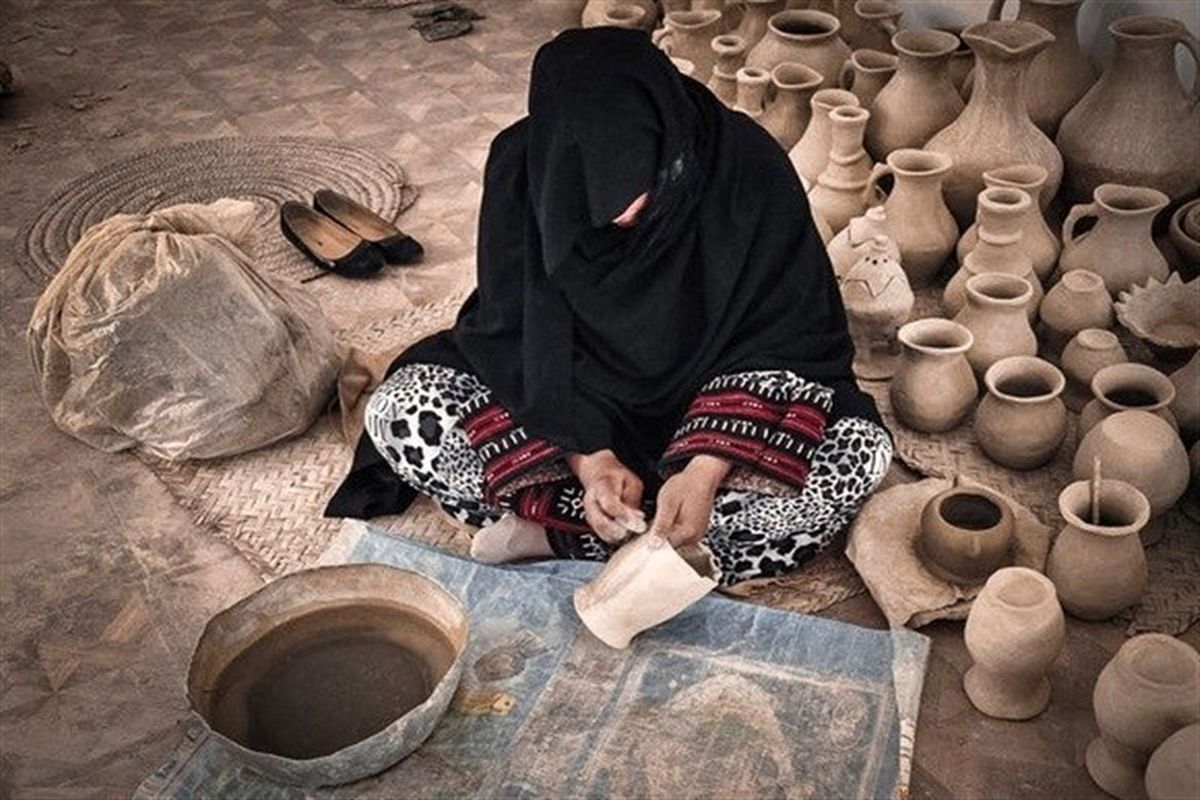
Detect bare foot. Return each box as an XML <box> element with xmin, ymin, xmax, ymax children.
<box><xmin>469</xmin><ymin>515</ymin><xmax>553</xmax><ymax>564</ymax></box>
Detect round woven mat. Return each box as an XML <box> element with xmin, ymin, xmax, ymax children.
<box><xmin>16</xmin><ymin>136</ymin><xmax>419</xmax><ymax>284</ymax></box>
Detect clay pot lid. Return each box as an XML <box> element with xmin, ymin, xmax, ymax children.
<box><xmin>984</xmin><ymin>355</ymin><xmax>1065</xmax><ymax>404</ymax></box>
<box><xmin>961</xmin><ymin>20</ymin><xmax>1054</xmax><ymax>60</ymax></box>
<box><xmin>1057</xmin><ymin>479</ymin><xmax>1151</xmax><ymax>538</ymax></box>
<box><xmin>767</xmin><ymin>9</ymin><xmax>841</xmax><ymax>40</ymax></box>
<box><xmin>770</xmin><ymin>61</ymin><xmax>822</xmax><ymax>89</ymax></box>
<box><xmin>892</xmin><ymin>28</ymin><xmax>959</xmax><ymax>58</ymax></box>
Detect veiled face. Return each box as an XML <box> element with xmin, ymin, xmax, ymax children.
<box><xmin>612</xmin><ymin>192</ymin><xmax>650</xmax><ymax>228</ymax></box>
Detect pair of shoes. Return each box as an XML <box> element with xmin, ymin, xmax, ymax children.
<box><xmin>280</xmin><ymin>190</ymin><xmax>424</xmax><ymax>279</ymax></box>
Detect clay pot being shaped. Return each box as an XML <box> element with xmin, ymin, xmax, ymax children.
<box><xmin>733</xmin><ymin>66</ymin><xmax>771</xmax><ymax>119</ymax></box>
<box><xmin>1059</xmin><ymin>184</ymin><xmax>1171</xmax><ymax>297</ymax></box>
<box><xmin>864</xmin><ymin>29</ymin><xmax>964</xmax><ymax>161</ymax></box>
<box><xmin>808</xmin><ymin>105</ymin><xmax>874</xmax><ymax>233</ymax></box>
<box><xmin>838</xmin><ymin>48</ymin><xmax>897</xmax><ymax>109</ymax></box>
<box><xmin>863</xmin><ymin>148</ymin><xmax>958</xmax><ymax>289</ymax></box>
<box><xmin>963</xmin><ymin>567</ymin><xmax>1065</xmax><ymax>720</ymax></box>
<box><xmin>1061</xmin><ymin>328</ymin><xmax>1127</xmax><ymax>413</ymax></box>
<box><xmin>733</xmin><ymin>0</ymin><xmax>785</xmax><ymax>49</ymax></box>
<box><xmin>1056</xmin><ymin>15</ymin><xmax>1200</xmax><ymax>205</ymax></box>
<box><xmin>660</xmin><ymin>9</ymin><xmax>724</xmax><ymax>83</ymax></box>
<box><xmin>841</xmin><ymin>0</ymin><xmax>901</xmax><ymax>54</ymax></box>
<box><xmin>1074</xmin><ymin>411</ymin><xmax>1191</xmax><ymax>519</ymax></box>
<box><xmin>707</xmin><ymin>34</ymin><xmax>749</xmax><ymax>107</ymax></box>
<box><xmin>975</xmin><ymin>355</ymin><xmax>1067</xmax><ymax>470</ymax></box>
<box><xmin>745</xmin><ymin>9</ymin><xmax>850</xmax><ymax>86</ymax></box>
<box><xmin>582</xmin><ymin>0</ymin><xmax>657</xmax><ymax>29</ymax></box>
<box><xmin>957</xmin><ymin>163</ymin><xmax>1060</xmax><ymax>283</ymax></box>
<box><xmin>1038</xmin><ymin>269</ymin><xmax>1112</xmax><ymax>356</ymax></box>
<box><xmin>954</xmin><ymin>272</ymin><xmax>1038</xmax><ymax>377</ymax></box>
<box><xmin>827</xmin><ymin>205</ymin><xmax>899</xmax><ymax>278</ymax></box>
<box><xmin>925</xmin><ymin>20</ymin><xmax>1062</xmax><ymax>228</ymax></box>
<box><xmin>919</xmin><ymin>480</ymin><xmax>1015</xmax><ymax>584</ymax></box>
<box><xmin>988</xmin><ymin>0</ymin><xmax>1095</xmax><ymax>136</ymax></box>
<box><xmin>1079</xmin><ymin>363</ymin><xmax>1178</xmax><ymax>438</ymax></box>
<box><xmin>574</xmin><ymin>534</ymin><xmax>720</xmax><ymax>649</ymax></box>
<box><xmin>1087</xmin><ymin>634</ymin><xmax>1200</xmax><ymax>800</ymax></box>
<box><xmin>1168</xmin><ymin>199</ymin><xmax>1200</xmax><ymax>277</ymax></box>
<box><xmin>1170</xmin><ymin>353</ymin><xmax>1200</xmax><ymax>445</ymax></box>
<box><xmin>891</xmin><ymin>318</ymin><xmax>978</xmax><ymax>433</ymax></box>
<box><xmin>789</xmin><ymin>88</ymin><xmax>860</xmax><ymax>186</ymax></box>
<box><xmin>840</xmin><ymin>235</ymin><xmax>914</xmax><ymax>379</ymax></box>
<box><xmin>945</xmin><ymin>187</ymin><xmax>1042</xmax><ymax>320</ymax></box>
<box><xmin>1047</xmin><ymin>479</ymin><xmax>1150</xmax><ymax>621</ymax></box>
<box><xmin>1146</xmin><ymin>723</ymin><xmax>1200</xmax><ymax>800</ymax></box>
<box><xmin>760</xmin><ymin>62</ymin><xmax>823</xmax><ymax>149</ymax></box>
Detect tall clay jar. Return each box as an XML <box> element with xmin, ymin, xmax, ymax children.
<box><xmin>863</xmin><ymin>148</ymin><xmax>958</xmax><ymax>289</ymax></box>
<box><xmin>745</xmin><ymin>9</ymin><xmax>851</xmax><ymax>87</ymax></box>
<box><xmin>838</xmin><ymin>48</ymin><xmax>897</xmax><ymax>109</ymax></box>
<box><xmin>733</xmin><ymin>66</ymin><xmax>771</xmax><ymax>120</ymax></box>
<box><xmin>707</xmin><ymin>34</ymin><xmax>749</xmax><ymax>107</ymax></box>
<box><xmin>945</xmin><ymin>187</ymin><xmax>1042</xmax><ymax>319</ymax></box>
<box><xmin>975</xmin><ymin>355</ymin><xmax>1067</xmax><ymax>470</ymax></box>
<box><xmin>964</xmin><ymin>567</ymin><xmax>1065</xmax><ymax>720</ymax></box>
<box><xmin>957</xmin><ymin>163</ymin><xmax>1060</xmax><ymax>283</ymax></box>
<box><xmin>925</xmin><ymin>20</ymin><xmax>1063</xmax><ymax>228</ymax></box>
<box><xmin>1038</xmin><ymin>269</ymin><xmax>1112</xmax><ymax>357</ymax></box>
<box><xmin>891</xmin><ymin>318</ymin><xmax>978</xmax><ymax>433</ymax></box>
<box><xmin>1059</xmin><ymin>184</ymin><xmax>1171</xmax><ymax>297</ymax></box>
<box><xmin>759</xmin><ymin>62</ymin><xmax>822</xmax><ymax>150</ymax></box>
<box><xmin>789</xmin><ymin>89</ymin><xmax>860</xmax><ymax>188</ymax></box>
<box><xmin>660</xmin><ymin>9</ymin><xmax>724</xmax><ymax>83</ymax></box>
<box><xmin>953</xmin><ymin>272</ymin><xmax>1038</xmax><ymax>376</ymax></box>
<box><xmin>1087</xmin><ymin>634</ymin><xmax>1200</xmax><ymax>800</ymax></box>
<box><xmin>809</xmin><ymin>106</ymin><xmax>874</xmax><ymax>234</ymax></box>
<box><xmin>1056</xmin><ymin>15</ymin><xmax>1200</xmax><ymax>204</ymax></box>
<box><xmin>841</xmin><ymin>0</ymin><xmax>902</xmax><ymax>54</ymax></box>
<box><xmin>1061</xmin><ymin>328</ymin><xmax>1127</xmax><ymax>412</ymax></box>
<box><xmin>864</xmin><ymin>29</ymin><xmax>964</xmax><ymax>161</ymax></box>
<box><xmin>1047</xmin><ymin>479</ymin><xmax>1150</xmax><ymax>621</ymax></box>
<box><xmin>733</xmin><ymin>0</ymin><xmax>785</xmax><ymax>50</ymax></box>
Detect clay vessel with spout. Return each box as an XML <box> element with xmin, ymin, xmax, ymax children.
<box><xmin>863</xmin><ymin>148</ymin><xmax>957</xmax><ymax>289</ymax></box>
<box><xmin>760</xmin><ymin>62</ymin><xmax>823</xmax><ymax>149</ymax></box>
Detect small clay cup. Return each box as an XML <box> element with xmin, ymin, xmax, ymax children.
<box><xmin>1079</xmin><ymin>362</ymin><xmax>1178</xmax><ymax>437</ymax></box>
<box><xmin>891</xmin><ymin>318</ymin><xmax>978</xmax><ymax>432</ymax></box>
<box><xmin>975</xmin><ymin>355</ymin><xmax>1067</xmax><ymax>470</ymax></box>
<box><xmin>919</xmin><ymin>481</ymin><xmax>1014</xmax><ymax>584</ymax></box>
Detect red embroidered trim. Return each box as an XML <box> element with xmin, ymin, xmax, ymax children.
<box><xmin>664</xmin><ymin>430</ymin><xmax>812</xmax><ymax>486</ymax></box>
<box><xmin>514</xmin><ymin>483</ymin><xmax>591</xmax><ymax>533</ymax></box>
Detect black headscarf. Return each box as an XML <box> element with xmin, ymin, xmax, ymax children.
<box><xmin>326</xmin><ymin>27</ymin><xmax>877</xmax><ymax>519</ymax></box>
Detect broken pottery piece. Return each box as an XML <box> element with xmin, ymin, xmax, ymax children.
<box><xmin>963</xmin><ymin>567</ymin><xmax>1065</xmax><ymax>720</ymax></box>
<box><xmin>1146</xmin><ymin>723</ymin><xmax>1200</xmax><ymax>800</ymax></box>
<box><xmin>975</xmin><ymin>355</ymin><xmax>1067</xmax><ymax>471</ymax></box>
<box><xmin>890</xmin><ymin>317</ymin><xmax>977</xmax><ymax>433</ymax></box>
<box><xmin>574</xmin><ymin>533</ymin><xmax>719</xmax><ymax>649</ymax></box>
<box><xmin>1061</xmin><ymin>329</ymin><xmax>1128</xmax><ymax>413</ymax></box>
<box><xmin>1115</xmin><ymin>273</ymin><xmax>1200</xmax><ymax>365</ymax></box>
<box><xmin>1079</xmin><ymin>362</ymin><xmax>1178</xmax><ymax>437</ymax></box>
<box><xmin>840</xmin><ymin>234</ymin><xmax>913</xmax><ymax>380</ymax></box>
<box><xmin>1087</xmin><ymin>634</ymin><xmax>1200</xmax><ymax>800</ymax></box>
<box><xmin>1074</xmin><ymin>411</ymin><xmax>1190</xmax><ymax>521</ymax></box>
<box><xmin>918</xmin><ymin>479</ymin><xmax>1014</xmax><ymax>584</ymax></box>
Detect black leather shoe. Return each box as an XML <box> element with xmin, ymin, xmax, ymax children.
<box><xmin>313</xmin><ymin>189</ymin><xmax>424</xmax><ymax>266</ymax></box>
<box><xmin>280</xmin><ymin>201</ymin><xmax>386</xmax><ymax>278</ymax></box>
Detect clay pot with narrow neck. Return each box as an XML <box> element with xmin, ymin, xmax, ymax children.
<box><xmin>1087</xmin><ymin>634</ymin><xmax>1200</xmax><ymax>800</ymax></box>
<box><xmin>1047</xmin><ymin>479</ymin><xmax>1150</xmax><ymax>621</ymax></box>
<box><xmin>953</xmin><ymin>272</ymin><xmax>1038</xmax><ymax>377</ymax></box>
<box><xmin>826</xmin><ymin>205</ymin><xmax>899</xmax><ymax>278</ymax></box>
<box><xmin>945</xmin><ymin>187</ymin><xmax>1042</xmax><ymax>319</ymax></box>
<box><xmin>582</xmin><ymin>0</ymin><xmax>657</xmax><ymax>29</ymax></box>
<box><xmin>746</xmin><ymin>9</ymin><xmax>850</xmax><ymax>86</ymax></box>
<box><xmin>864</xmin><ymin>29</ymin><xmax>964</xmax><ymax>160</ymax></box>
<box><xmin>939</xmin><ymin>26</ymin><xmax>976</xmax><ymax>96</ymax></box>
<box><xmin>1038</xmin><ymin>269</ymin><xmax>1112</xmax><ymax>357</ymax></box>
<box><xmin>891</xmin><ymin>318</ymin><xmax>978</xmax><ymax>432</ymax></box>
<box><xmin>862</xmin><ymin>148</ymin><xmax>957</xmax><ymax>289</ymax></box>
<box><xmin>1170</xmin><ymin>352</ymin><xmax>1200</xmax><ymax>445</ymax></box>
<box><xmin>692</xmin><ymin>0</ymin><xmax>740</xmax><ymax>33</ymax></box>
<box><xmin>840</xmin><ymin>234</ymin><xmax>913</xmax><ymax>379</ymax></box>
<box><xmin>1057</xmin><ymin>15</ymin><xmax>1200</xmax><ymax>205</ymax></box>
<box><xmin>1074</xmin><ymin>411</ymin><xmax>1191</xmax><ymax>521</ymax></box>
<box><xmin>975</xmin><ymin>355</ymin><xmax>1067</xmax><ymax>470</ymax></box>
<box><xmin>988</xmin><ymin>0</ymin><xmax>1095</xmax><ymax>136</ymax></box>
<box><xmin>733</xmin><ymin>0</ymin><xmax>785</xmax><ymax>49</ymax></box>
<box><xmin>957</xmin><ymin>163</ymin><xmax>1060</xmax><ymax>283</ymax></box>
<box><xmin>707</xmin><ymin>34</ymin><xmax>749</xmax><ymax>107</ymax></box>
<box><xmin>809</xmin><ymin>105</ymin><xmax>874</xmax><ymax>233</ymax></box>
<box><xmin>1079</xmin><ymin>363</ymin><xmax>1177</xmax><ymax>437</ymax></box>
<box><xmin>789</xmin><ymin>88</ymin><xmax>859</xmax><ymax>186</ymax></box>
<box><xmin>760</xmin><ymin>62</ymin><xmax>822</xmax><ymax>149</ymax></box>
<box><xmin>660</xmin><ymin>9</ymin><xmax>724</xmax><ymax>83</ymax></box>
<box><xmin>733</xmin><ymin>66</ymin><xmax>771</xmax><ymax>119</ymax></box>
<box><xmin>1059</xmin><ymin>183</ymin><xmax>1171</xmax><ymax>297</ymax></box>
<box><xmin>841</xmin><ymin>0</ymin><xmax>901</xmax><ymax>53</ymax></box>
<box><xmin>964</xmin><ymin>567</ymin><xmax>1065</xmax><ymax>720</ymax></box>
<box><xmin>919</xmin><ymin>480</ymin><xmax>1015</xmax><ymax>584</ymax></box>
<box><xmin>1061</xmin><ymin>328</ymin><xmax>1127</xmax><ymax>413</ymax></box>
<box><xmin>926</xmin><ymin>20</ymin><xmax>1063</xmax><ymax>228</ymax></box>
<box><xmin>838</xmin><ymin>48</ymin><xmax>896</xmax><ymax>111</ymax></box>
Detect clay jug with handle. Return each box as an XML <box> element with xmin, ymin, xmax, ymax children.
<box><xmin>760</xmin><ymin>62</ymin><xmax>823</xmax><ymax>149</ymax></box>
<box><xmin>957</xmin><ymin>163</ymin><xmax>1059</xmax><ymax>283</ymax></box>
<box><xmin>839</xmin><ymin>48</ymin><xmax>897</xmax><ymax>109</ymax></box>
<box><xmin>1059</xmin><ymin>183</ymin><xmax>1171</xmax><ymax>297</ymax></box>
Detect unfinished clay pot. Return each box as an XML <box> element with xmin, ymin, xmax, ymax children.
<box><xmin>1146</xmin><ymin>723</ymin><xmax>1200</xmax><ymax>800</ymax></box>
<box><xmin>891</xmin><ymin>318</ymin><xmax>978</xmax><ymax>432</ymax></box>
<box><xmin>1170</xmin><ymin>353</ymin><xmax>1200</xmax><ymax>445</ymax></box>
<box><xmin>1060</xmin><ymin>184</ymin><xmax>1171</xmax><ymax>297</ymax></box>
<box><xmin>1074</xmin><ymin>411</ymin><xmax>1190</xmax><ymax>519</ymax></box>
<box><xmin>706</xmin><ymin>34</ymin><xmax>749</xmax><ymax>107</ymax></box>
<box><xmin>574</xmin><ymin>534</ymin><xmax>719</xmax><ymax>649</ymax></box>
<box><xmin>1057</xmin><ymin>15</ymin><xmax>1200</xmax><ymax>205</ymax></box>
<box><xmin>1061</xmin><ymin>329</ymin><xmax>1127</xmax><ymax>413</ymax></box>
<box><xmin>954</xmin><ymin>272</ymin><xmax>1037</xmax><ymax>376</ymax></box>
<box><xmin>789</xmin><ymin>88</ymin><xmax>859</xmax><ymax>186</ymax></box>
<box><xmin>864</xmin><ymin>29</ymin><xmax>963</xmax><ymax>160</ymax></box>
<box><xmin>733</xmin><ymin>0</ymin><xmax>785</xmax><ymax>49</ymax></box>
<box><xmin>826</xmin><ymin>205</ymin><xmax>899</xmax><ymax>278</ymax></box>
<box><xmin>1168</xmin><ymin>199</ymin><xmax>1200</xmax><ymax>275</ymax></box>
<box><xmin>840</xmin><ymin>234</ymin><xmax>913</xmax><ymax>379</ymax></box>
<box><xmin>582</xmin><ymin>0</ymin><xmax>657</xmax><ymax>29</ymax></box>
<box><xmin>809</xmin><ymin>105</ymin><xmax>874</xmax><ymax>233</ymax></box>
<box><xmin>1038</xmin><ymin>269</ymin><xmax>1112</xmax><ymax>356</ymax></box>
<box><xmin>760</xmin><ymin>62</ymin><xmax>822</xmax><ymax>149</ymax></box>
<box><xmin>964</xmin><ymin>567</ymin><xmax>1065</xmax><ymax>720</ymax></box>
<box><xmin>660</xmin><ymin>9</ymin><xmax>724</xmax><ymax>83</ymax></box>
<box><xmin>863</xmin><ymin>148</ymin><xmax>958</xmax><ymax>289</ymax></box>
<box><xmin>841</xmin><ymin>0</ymin><xmax>901</xmax><ymax>53</ymax></box>
<box><xmin>733</xmin><ymin>66</ymin><xmax>771</xmax><ymax>119</ymax></box>
<box><xmin>746</xmin><ymin>9</ymin><xmax>850</xmax><ymax>86</ymax></box>
<box><xmin>976</xmin><ymin>356</ymin><xmax>1067</xmax><ymax>470</ymax></box>
<box><xmin>919</xmin><ymin>480</ymin><xmax>1014</xmax><ymax>584</ymax></box>
<box><xmin>926</xmin><ymin>20</ymin><xmax>1063</xmax><ymax>228</ymax></box>
<box><xmin>957</xmin><ymin>163</ymin><xmax>1060</xmax><ymax>283</ymax></box>
<box><xmin>1088</xmin><ymin>634</ymin><xmax>1200</xmax><ymax>800</ymax></box>
<box><xmin>838</xmin><ymin>48</ymin><xmax>897</xmax><ymax>109</ymax></box>
<box><xmin>1079</xmin><ymin>363</ymin><xmax>1177</xmax><ymax>437</ymax></box>
<box><xmin>1047</xmin><ymin>479</ymin><xmax>1150</xmax><ymax>621</ymax></box>
<box><xmin>1115</xmin><ymin>274</ymin><xmax>1200</xmax><ymax>364</ymax></box>
<box><xmin>945</xmin><ymin>187</ymin><xmax>1042</xmax><ymax>319</ymax></box>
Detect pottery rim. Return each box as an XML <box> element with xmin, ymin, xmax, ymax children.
<box><xmin>1092</xmin><ymin>183</ymin><xmax>1170</xmax><ymax>217</ymax></box>
<box><xmin>984</xmin><ymin>355</ymin><xmax>1065</xmax><ymax>404</ymax></box>
<box><xmin>829</xmin><ymin>104</ymin><xmax>869</xmax><ymax>124</ymax></box>
<box><xmin>1089</xmin><ymin>362</ymin><xmax>1176</xmax><ymax>413</ymax></box>
<box><xmin>966</xmin><ymin>272</ymin><xmax>1034</xmax><ymax>308</ymax></box>
<box><xmin>1171</xmin><ymin>199</ymin><xmax>1200</xmax><ymax>243</ymax></box>
<box><xmin>1058</xmin><ymin>479</ymin><xmax>1151</xmax><ymax>539</ymax></box>
<box><xmin>983</xmin><ymin>163</ymin><xmax>1048</xmax><ymax>193</ymax></box>
<box><xmin>1116</xmin><ymin>633</ymin><xmax>1200</xmax><ymax>689</ymax></box>
<box><xmin>891</xmin><ymin>28</ymin><xmax>959</xmax><ymax>58</ymax></box>
<box><xmin>985</xmin><ymin>566</ymin><xmax>1056</xmax><ymax>610</ymax></box>
<box><xmin>604</xmin><ymin>4</ymin><xmax>646</xmax><ymax>24</ymax></box>
<box><xmin>666</xmin><ymin>8</ymin><xmax>722</xmax><ymax>30</ymax></box>
<box><xmin>1056</xmin><ymin>269</ymin><xmax>1105</xmax><ymax>296</ymax></box>
<box><xmin>978</xmin><ymin>186</ymin><xmax>1033</xmax><ymax>218</ymax></box>
<box><xmin>931</xmin><ymin>486</ymin><xmax>1011</xmax><ymax>537</ymax></box>
<box><xmin>1071</xmin><ymin>327</ymin><xmax>1121</xmax><ymax>354</ymax></box>
<box><xmin>771</xmin><ymin>61</ymin><xmax>823</xmax><ymax>90</ymax></box>
<box><xmin>898</xmin><ymin>317</ymin><xmax>973</xmax><ymax>355</ymax></box>
<box><xmin>737</xmin><ymin>66</ymin><xmax>772</xmax><ymax>84</ymax></box>
<box><xmin>711</xmin><ymin>33</ymin><xmax>748</xmax><ymax>57</ymax></box>
<box><xmin>854</xmin><ymin>0</ymin><xmax>902</xmax><ymax>22</ymax></box>
<box><xmin>767</xmin><ymin>9</ymin><xmax>841</xmax><ymax>41</ymax></box>
<box><xmin>1109</xmin><ymin>14</ymin><xmax>1186</xmax><ymax>44</ymax></box>
<box><xmin>887</xmin><ymin>147</ymin><xmax>952</xmax><ymax>177</ymax></box>
<box><xmin>961</xmin><ymin>19</ymin><xmax>1055</xmax><ymax>60</ymax></box>
<box><xmin>850</xmin><ymin>48</ymin><xmax>898</xmax><ymax>72</ymax></box>
<box><xmin>811</xmin><ymin>87</ymin><xmax>859</xmax><ymax>112</ymax></box>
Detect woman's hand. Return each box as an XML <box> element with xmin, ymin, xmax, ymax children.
<box><xmin>650</xmin><ymin>455</ymin><xmax>731</xmax><ymax>547</ymax></box>
<box><xmin>566</xmin><ymin>449</ymin><xmax>646</xmax><ymax>543</ymax></box>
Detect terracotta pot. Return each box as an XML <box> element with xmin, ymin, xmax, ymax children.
<box><xmin>926</xmin><ymin>20</ymin><xmax>1062</xmax><ymax>228</ymax></box>
<box><xmin>582</xmin><ymin>0</ymin><xmax>657</xmax><ymax>29</ymax></box>
<box><xmin>693</xmin><ymin>0</ymin><xmax>739</xmax><ymax>33</ymax></box>
<box><xmin>826</xmin><ymin>205</ymin><xmax>899</xmax><ymax>278</ymax></box>
<box><xmin>1114</xmin><ymin>273</ymin><xmax>1200</xmax><ymax>365</ymax></box>
<box><xmin>660</xmin><ymin>9</ymin><xmax>724</xmax><ymax>83</ymax></box>
<box><xmin>1060</xmin><ymin>184</ymin><xmax>1171</xmax><ymax>297</ymax></box>
<box><xmin>574</xmin><ymin>534</ymin><xmax>719</xmax><ymax>649</ymax></box>
<box><xmin>1168</xmin><ymin>199</ymin><xmax>1200</xmax><ymax>277</ymax></box>
<box><xmin>809</xmin><ymin>105</ymin><xmax>874</xmax><ymax>233</ymax></box>
<box><xmin>746</xmin><ymin>9</ymin><xmax>850</xmax><ymax>86</ymax></box>
<box><xmin>1080</xmin><ymin>363</ymin><xmax>1178</xmax><ymax>437</ymax></box>
<box><xmin>839</xmin><ymin>234</ymin><xmax>913</xmax><ymax>379</ymax></box>
<box><xmin>945</xmin><ymin>187</ymin><xmax>1042</xmax><ymax>320</ymax></box>
<box><xmin>760</xmin><ymin>61</ymin><xmax>822</xmax><ymax>149</ymax></box>
<box><xmin>891</xmin><ymin>317</ymin><xmax>978</xmax><ymax>432</ymax></box>
<box><xmin>957</xmin><ymin>163</ymin><xmax>1060</xmax><ymax>282</ymax></box>
<box><xmin>1061</xmin><ymin>328</ymin><xmax>1127</xmax><ymax>413</ymax></box>
<box><xmin>733</xmin><ymin>0</ymin><xmax>785</xmax><ymax>49</ymax></box>
<box><xmin>988</xmin><ymin>0</ymin><xmax>1095</xmax><ymax>136</ymax></box>
<box><xmin>939</xmin><ymin>26</ymin><xmax>976</xmax><ymax>96</ymax></box>
<box><xmin>707</xmin><ymin>34</ymin><xmax>749</xmax><ymax>107</ymax></box>
<box><xmin>733</xmin><ymin>66</ymin><xmax>771</xmax><ymax>119</ymax></box>
<box><xmin>863</xmin><ymin>148</ymin><xmax>957</xmax><ymax>288</ymax></box>
<box><xmin>1075</xmin><ymin>411</ymin><xmax>1191</xmax><ymax>519</ymax></box>
<box><xmin>1038</xmin><ymin>269</ymin><xmax>1112</xmax><ymax>356</ymax></box>
<box><xmin>953</xmin><ymin>272</ymin><xmax>1037</xmax><ymax>376</ymax></box>
<box><xmin>1145</xmin><ymin>723</ymin><xmax>1200</xmax><ymax>800</ymax></box>
<box><xmin>919</xmin><ymin>480</ymin><xmax>1014</xmax><ymax>583</ymax></box>
<box><xmin>864</xmin><ymin>29</ymin><xmax>963</xmax><ymax>160</ymax></box>
<box><xmin>1047</xmin><ymin>479</ymin><xmax>1150</xmax><ymax>621</ymax></box>
<box><xmin>789</xmin><ymin>88</ymin><xmax>859</xmax><ymax>186</ymax></box>
<box><xmin>838</xmin><ymin>48</ymin><xmax>897</xmax><ymax>109</ymax></box>
<box><xmin>841</xmin><ymin>0</ymin><xmax>901</xmax><ymax>54</ymax></box>
<box><xmin>1170</xmin><ymin>352</ymin><xmax>1200</xmax><ymax>445</ymax></box>
<box><xmin>963</xmin><ymin>567</ymin><xmax>1065</xmax><ymax>720</ymax></box>
<box><xmin>1057</xmin><ymin>15</ymin><xmax>1200</xmax><ymax>205</ymax></box>
<box><xmin>1087</xmin><ymin>634</ymin><xmax>1200</xmax><ymax>800</ymax></box>
<box><xmin>976</xmin><ymin>355</ymin><xmax>1067</xmax><ymax>470</ymax></box>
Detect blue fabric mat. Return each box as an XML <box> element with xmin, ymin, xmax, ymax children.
<box><xmin>138</xmin><ymin>522</ymin><xmax>929</xmax><ymax>800</ymax></box>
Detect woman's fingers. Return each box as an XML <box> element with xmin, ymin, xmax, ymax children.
<box><xmin>650</xmin><ymin>485</ymin><xmax>682</xmax><ymax>541</ymax></box>
<box><xmin>596</xmin><ymin>485</ymin><xmax>645</xmax><ymax>535</ymax></box>
<box><xmin>584</xmin><ymin>483</ymin><xmax>631</xmax><ymax>543</ymax></box>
